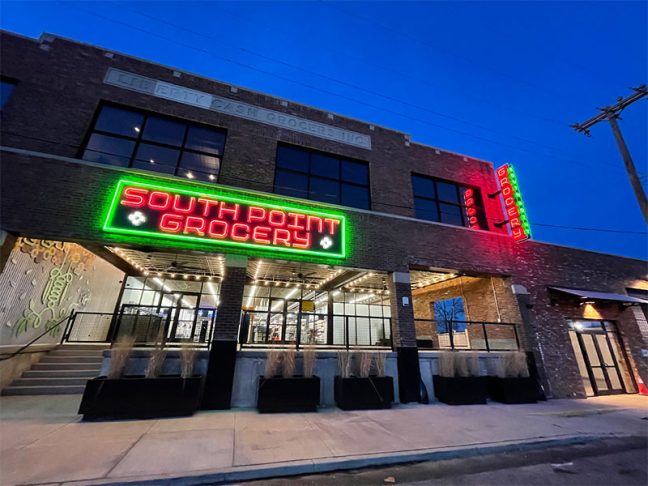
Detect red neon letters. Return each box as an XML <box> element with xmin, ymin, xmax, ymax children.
<box><xmin>115</xmin><ymin>184</ymin><xmax>343</xmax><ymax>254</ymax></box>
<box><xmin>463</xmin><ymin>188</ymin><xmax>480</xmax><ymax>229</ymax></box>
<box><xmin>496</xmin><ymin>164</ymin><xmax>531</xmax><ymax>243</ymax></box>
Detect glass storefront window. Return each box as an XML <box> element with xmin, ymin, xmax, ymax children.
<box><xmin>116</xmin><ymin>276</ymin><xmax>221</xmax><ymax>344</ymax></box>
<box><xmin>241</xmin><ymin>283</ymin><xmax>391</xmax><ymax>348</ymax></box>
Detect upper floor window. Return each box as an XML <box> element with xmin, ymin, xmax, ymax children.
<box><xmin>81</xmin><ymin>105</ymin><xmax>226</xmax><ymax>182</ymax></box>
<box><xmin>412</xmin><ymin>174</ymin><xmax>487</xmax><ymax>229</ymax></box>
<box><xmin>0</xmin><ymin>79</ymin><xmax>17</xmax><ymax>109</ymax></box>
<box><xmin>274</xmin><ymin>144</ymin><xmax>370</xmax><ymax>209</ymax></box>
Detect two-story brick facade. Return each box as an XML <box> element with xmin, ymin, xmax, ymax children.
<box><xmin>1</xmin><ymin>31</ymin><xmax>646</xmax><ymax>405</ymax></box>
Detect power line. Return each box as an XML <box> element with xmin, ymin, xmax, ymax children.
<box><xmin>572</xmin><ymin>85</ymin><xmax>648</xmax><ymax>222</ymax></box>
<box><xmin>325</xmin><ymin>2</ymin><xmax>577</xmax><ymax>106</ymax></box>
<box><xmin>208</xmin><ymin>2</ymin><xmax>571</xmax><ymax>129</ymax></box>
<box><xmin>58</xmin><ymin>2</ymin><xmax>629</xmax><ymax>174</ymax></box>
<box><xmin>531</xmin><ymin>223</ymin><xmax>647</xmax><ymax>235</ymax></box>
<box><xmin>114</xmin><ymin>2</ymin><xmax>595</xmax><ymax>163</ymax></box>
<box><xmin>3</xmin><ymin>137</ymin><xmax>643</xmax><ymax>236</ymax></box>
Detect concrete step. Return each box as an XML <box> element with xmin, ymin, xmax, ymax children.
<box><xmin>12</xmin><ymin>377</ymin><xmax>89</xmax><ymax>387</ymax></box>
<box><xmin>32</xmin><ymin>362</ymin><xmax>101</xmax><ymax>371</ymax></box>
<box><xmin>40</xmin><ymin>356</ymin><xmax>103</xmax><ymax>364</ymax></box>
<box><xmin>23</xmin><ymin>369</ymin><xmax>99</xmax><ymax>378</ymax></box>
<box><xmin>49</xmin><ymin>349</ymin><xmax>106</xmax><ymax>357</ymax></box>
<box><xmin>59</xmin><ymin>344</ymin><xmax>108</xmax><ymax>350</ymax></box>
<box><xmin>1</xmin><ymin>385</ymin><xmax>85</xmax><ymax>396</ymax></box>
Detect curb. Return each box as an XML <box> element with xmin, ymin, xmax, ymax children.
<box><xmin>99</xmin><ymin>434</ymin><xmax>610</xmax><ymax>485</ymax></box>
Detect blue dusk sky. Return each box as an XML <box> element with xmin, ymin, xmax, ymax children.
<box><xmin>1</xmin><ymin>1</ymin><xmax>647</xmax><ymax>259</ymax></box>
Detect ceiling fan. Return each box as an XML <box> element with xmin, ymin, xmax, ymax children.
<box><xmin>164</xmin><ymin>256</ymin><xmax>203</xmax><ymax>273</ymax></box>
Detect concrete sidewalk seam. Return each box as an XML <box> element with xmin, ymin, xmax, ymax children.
<box><xmin>90</xmin><ymin>434</ymin><xmax>617</xmax><ymax>486</ymax></box>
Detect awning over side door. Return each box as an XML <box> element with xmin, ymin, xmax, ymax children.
<box><xmin>549</xmin><ymin>286</ymin><xmax>648</xmax><ymax>304</ymax></box>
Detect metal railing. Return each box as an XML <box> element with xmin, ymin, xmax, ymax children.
<box><xmin>414</xmin><ymin>319</ymin><xmax>520</xmax><ymax>351</ymax></box>
<box><xmin>0</xmin><ymin>314</ymin><xmax>71</xmax><ymax>361</ymax></box>
<box><xmin>62</xmin><ymin>307</ymin><xmax>216</xmax><ymax>347</ymax></box>
<box><xmin>62</xmin><ymin>312</ymin><xmax>115</xmax><ymax>343</ymax></box>
<box><xmin>241</xmin><ymin>312</ymin><xmax>392</xmax><ymax>351</ymax></box>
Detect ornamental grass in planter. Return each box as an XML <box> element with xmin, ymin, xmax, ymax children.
<box><xmin>334</xmin><ymin>351</ymin><xmax>394</xmax><ymax>410</ymax></box>
<box><xmin>79</xmin><ymin>338</ymin><xmax>204</xmax><ymax>420</ymax></box>
<box><xmin>487</xmin><ymin>352</ymin><xmax>538</xmax><ymax>404</ymax></box>
<box><xmin>257</xmin><ymin>349</ymin><xmax>320</xmax><ymax>413</ymax></box>
<box><xmin>432</xmin><ymin>352</ymin><xmax>488</xmax><ymax>405</ymax></box>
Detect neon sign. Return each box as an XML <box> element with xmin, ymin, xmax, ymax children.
<box><xmin>103</xmin><ymin>179</ymin><xmax>346</xmax><ymax>258</ymax></box>
<box><xmin>463</xmin><ymin>188</ymin><xmax>480</xmax><ymax>229</ymax></box>
<box><xmin>496</xmin><ymin>164</ymin><xmax>531</xmax><ymax>242</ymax></box>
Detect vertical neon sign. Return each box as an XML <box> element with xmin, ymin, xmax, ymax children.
<box><xmin>496</xmin><ymin>164</ymin><xmax>531</xmax><ymax>242</ymax></box>
<box><xmin>463</xmin><ymin>188</ymin><xmax>480</xmax><ymax>229</ymax></box>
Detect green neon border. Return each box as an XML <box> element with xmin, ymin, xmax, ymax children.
<box><xmin>503</xmin><ymin>164</ymin><xmax>532</xmax><ymax>240</ymax></box>
<box><xmin>506</xmin><ymin>165</ymin><xmax>532</xmax><ymax>237</ymax></box>
<box><xmin>103</xmin><ymin>177</ymin><xmax>347</xmax><ymax>259</ymax></box>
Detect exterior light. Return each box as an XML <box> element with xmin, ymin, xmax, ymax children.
<box><xmin>157</xmin><ymin>272</ymin><xmax>162</xmax><ymax>277</ymax></box>
<box><xmin>183</xmin><ymin>274</ymin><xmax>188</xmax><ymax>280</ymax></box>
<box><xmin>186</xmin><ymin>172</ymin><xmax>194</xmax><ymax>179</ymax></box>
<box><xmin>209</xmin><ymin>174</ymin><xmax>215</xmax><ymax>181</ymax></box>
<box><xmin>170</xmin><ymin>273</ymin><xmax>176</xmax><ymax>278</ymax></box>
<box><xmin>134</xmin><ymin>126</ymin><xmax>140</xmax><ymax>133</ymax></box>
<box><xmin>143</xmin><ymin>270</ymin><xmax>149</xmax><ymax>276</ymax></box>
<box><xmin>149</xmin><ymin>159</ymin><xmax>155</xmax><ymax>164</ymax></box>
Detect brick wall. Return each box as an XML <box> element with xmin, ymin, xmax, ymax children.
<box><xmin>213</xmin><ymin>265</ymin><xmax>247</xmax><ymax>341</ymax></box>
<box><xmin>1</xmin><ymin>31</ymin><xmax>646</xmax><ymax>399</ymax></box>
<box><xmin>0</xmin><ymin>32</ymin><xmax>508</xmax><ymax>232</ymax></box>
<box><xmin>412</xmin><ymin>276</ymin><xmax>523</xmax><ymax>349</ymax></box>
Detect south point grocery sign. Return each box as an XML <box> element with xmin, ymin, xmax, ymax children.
<box><xmin>103</xmin><ymin>178</ymin><xmax>346</xmax><ymax>259</ymax></box>
<box><xmin>496</xmin><ymin>164</ymin><xmax>531</xmax><ymax>243</ymax></box>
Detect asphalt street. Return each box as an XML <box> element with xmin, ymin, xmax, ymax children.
<box><xmin>241</xmin><ymin>436</ymin><xmax>647</xmax><ymax>485</ymax></box>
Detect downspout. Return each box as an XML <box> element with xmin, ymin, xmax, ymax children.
<box><xmin>491</xmin><ymin>277</ymin><xmax>502</xmax><ymax>322</ymax></box>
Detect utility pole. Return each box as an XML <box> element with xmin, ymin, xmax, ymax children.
<box><xmin>571</xmin><ymin>84</ymin><xmax>648</xmax><ymax>223</ymax></box>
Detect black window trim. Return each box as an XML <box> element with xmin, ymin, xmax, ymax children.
<box><xmin>0</xmin><ymin>77</ymin><xmax>18</xmax><ymax>110</ymax></box>
<box><xmin>273</xmin><ymin>142</ymin><xmax>372</xmax><ymax>210</ymax></box>
<box><xmin>79</xmin><ymin>101</ymin><xmax>228</xmax><ymax>182</ymax></box>
<box><xmin>411</xmin><ymin>172</ymin><xmax>488</xmax><ymax>230</ymax></box>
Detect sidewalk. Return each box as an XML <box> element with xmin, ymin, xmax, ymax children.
<box><xmin>1</xmin><ymin>394</ymin><xmax>646</xmax><ymax>485</ymax></box>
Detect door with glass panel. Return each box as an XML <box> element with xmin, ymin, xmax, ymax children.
<box><xmin>568</xmin><ymin>320</ymin><xmax>634</xmax><ymax>396</ymax></box>
<box><xmin>164</xmin><ymin>292</ymin><xmax>200</xmax><ymax>342</ymax></box>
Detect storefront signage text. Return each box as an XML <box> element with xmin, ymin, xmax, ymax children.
<box><xmin>104</xmin><ymin>68</ymin><xmax>371</xmax><ymax>150</ymax></box>
<box><xmin>463</xmin><ymin>188</ymin><xmax>480</xmax><ymax>230</ymax></box>
<box><xmin>104</xmin><ymin>179</ymin><xmax>346</xmax><ymax>258</ymax></box>
<box><xmin>496</xmin><ymin>164</ymin><xmax>531</xmax><ymax>242</ymax></box>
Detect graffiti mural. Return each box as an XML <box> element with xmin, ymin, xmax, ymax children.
<box><xmin>0</xmin><ymin>238</ymin><xmax>124</xmax><ymax>345</ymax></box>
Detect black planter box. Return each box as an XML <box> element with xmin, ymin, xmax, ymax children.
<box><xmin>488</xmin><ymin>376</ymin><xmax>538</xmax><ymax>404</ymax></box>
<box><xmin>257</xmin><ymin>376</ymin><xmax>320</xmax><ymax>413</ymax></box>
<box><xmin>78</xmin><ymin>376</ymin><xmax>204</xmax><ymax>419</ymax></box>
<box><xmin>433</xmin><ymin>375</ymin><xmax>488</xmax><ymax>405</ymax></box>
<box><xmin>334</xmin><ymin>376</ymin><xmax>394</xmax><ymax>410</ymax></box>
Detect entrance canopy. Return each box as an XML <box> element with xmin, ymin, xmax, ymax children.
<box><xmin>549</xmin><ymin>286</ymin><xmax>648</xmax><ymax>305</ymax></box>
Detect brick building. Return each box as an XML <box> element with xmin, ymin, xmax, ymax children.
<box><xmin>1</xmin><ymin>31</ymin><xmax>646</xmax><ymax>404</ymax></box>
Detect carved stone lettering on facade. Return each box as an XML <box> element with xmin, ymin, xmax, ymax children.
<box><xmin>104</xmin><ymin>68</ymin><xmax>371</xmax><ymax>149</ymax></box>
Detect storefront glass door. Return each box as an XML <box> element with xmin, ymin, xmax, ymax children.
<box><xmin>568</xmin><ymin>320</ymin><xmax>634</xmax><ymax>396</ymax></box>
<box><xmin>164</xmin><ymin>292</ymin><xmax>199</xmax><ymax>341</ymax></box>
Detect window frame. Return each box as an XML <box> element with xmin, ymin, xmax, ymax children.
<box><xmin>411</xmin><ymin>173</ymin><xmax>488</xmax><ymax>229</ymax></box>
<box><xmin>273</xmin><ymin>142</ymin><xmax>372</xmax><ymax>210</ymax></box>
<box><xmin>79</xmin><ymin>102</ymin><xmax>227</xmax><ymax>182</ymax></box>
<box><xmin>0</xmin><ymin>77</ymin><xmax>18</xmax><ymax>110</ymax></box>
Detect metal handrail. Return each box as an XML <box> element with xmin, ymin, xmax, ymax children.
<box><xmin>241</xmin><ymin>310</ymin><xmax>393</xmax><ymax>350</ymax></box>
<box><xmin>0</xmin><ymin>313</ymin><xmax>73</xmax><ymax>361</ymax></box>
<box><xmin>414</xmin><ymin>318</ymin><xmax>520</xmax><ymax>351</ymax></box>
